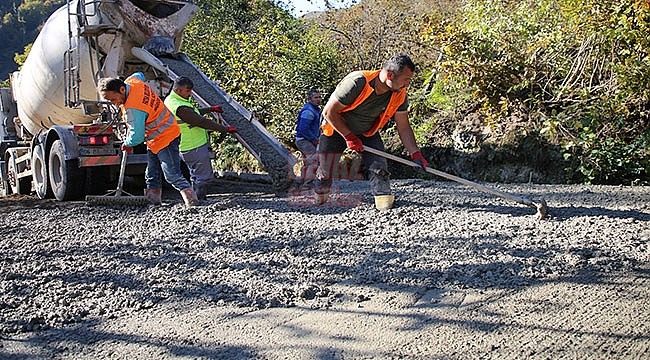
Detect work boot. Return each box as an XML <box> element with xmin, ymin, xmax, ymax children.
<box><xmin>144</xmin><ymin>188</ymin><xmax>162</xmax><ymax>205</ymax></box>
<box><xmin>180</xmin><ymin>187</ymin><xmax>200</xmax><ymax>208</ymax></box>
<box><xmin>194</xmin><ymin>183</ymin><xmax>208</xmax><ymax>201</ymax></box>
<box><xmin>374</xmin><ymin>194</ymin><xmax>395</xmax><ymax>211</ymax></box>
<box><xmin>313</xmin><ymin>179</ymin><xmax>330</xmax><ymax>205</ymax></box>
<box><xmin>314</xmin><ymin>192</ymin><xmax>329</xmax><ymax>205</ymax></box>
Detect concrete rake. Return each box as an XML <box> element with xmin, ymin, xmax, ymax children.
<box><xmin>364</xmin><ymin>146</ymin><xmax>549</xmax><ymax>220</ymax></box>
<box><xmin>85</xmin><ymin>150</ymin><xmax>150</xmax><ymax>206</ymax></box>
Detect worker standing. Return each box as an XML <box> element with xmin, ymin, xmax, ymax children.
<box><xmin>315</xmin><ymin>53</ymin><xmax>429</xmax><ymax>210</ymax></box>
<box><xmin>164</xmin><ymin>76</ymin><xmax>237</xmax><ymax>200</ymax></box>
<box><xmin>97</xmin><ymin>73</ymin><xmax>199</xmax><ymax>207</ymax></box>
<box><xmin>294</xmin><ymin>88</ymin><xmax>322</xmax><ymax>187</ymax></box>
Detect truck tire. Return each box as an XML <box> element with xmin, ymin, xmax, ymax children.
<box><xmin>32</xmin><ymin>144</ymin><xmax>53</xmax><ymax>199</ymax></box>
<box><xmin>7</xmin><ymin>152</ymin><xmax>31</xmax><ymax>195</ymax></box>
<box><xmin>48</xmin><ymin>140</ymin><xmax>85</xmax><ymax>200</ymax></box>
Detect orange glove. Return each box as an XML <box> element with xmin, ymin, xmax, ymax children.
<box><xmin>121</xmin><ymin>144</ymin><xmax>133</xmax><ymax>154</ymax></box>
<box><xmin>225</xmin><ymin>125</ymin><xmax>237</xmax><ymax>133</ymax></box>
<box><xmin>344</xmin><ymin>133</ymin><xmax>363</xmax><ymax>152</ymax></box>
<box><xmin>209</xmin><ymin>105</ymin><xmax>223</xmax><ymax>113</ymax></box>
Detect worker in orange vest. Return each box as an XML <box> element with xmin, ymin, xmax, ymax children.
<box><xmin>316</xmin><ymin>53</ymin><xmax>428</xmax><ymax>210</ymax></box>
<box><xmin>97</xmin><ymin>73</ymin><xmax>199</xmax><ymax>207</ymax></box>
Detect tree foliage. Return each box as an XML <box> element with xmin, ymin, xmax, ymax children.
<box><xmin>182</xmin><ymin>0</ymin><xmax>343</xmax><ymax>171</ymax></box>
<box><xmin>0</xmin><ymin>0</ymin><xmax>63</xmax><ymax>81</ymax></box>
<box><xmin>315</xmin><ymin>0</ymin><xmax>448</xmax><ymax>72</ymax></box>
<box><xmin>420</xmin><ymin>0</ymin><xmax>649</xmax><ymax>184</ymax></box>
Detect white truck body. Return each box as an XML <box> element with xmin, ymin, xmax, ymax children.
<box><xmin>1</xmin><ymin>0</ymin><xmax>198</xmax><ymax>200</ymax></box>
<box><xmin>13</xmin><ymin>0</ymin><xmax>197</xmax><ymax>135</ymax></box>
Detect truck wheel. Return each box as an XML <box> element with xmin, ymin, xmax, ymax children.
<box><xmin>7</xmin><ymin>152</ymin><xmax>31</xmax><ymax>195</ymax></box>
<box><xmin>32</xmin><ymin>144</ymin><xmax>53</xmax><ymax>199</ymax></box>
<box><xmin>48</xmin><ymin>140</ymin><xmax>85</xmax><ymax>200</ymax></box>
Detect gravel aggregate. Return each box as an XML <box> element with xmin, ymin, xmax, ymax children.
<box><xmin>0</xmin><ymin>178</ymin><xmax>648</xmax><ymax>358</ymax></box>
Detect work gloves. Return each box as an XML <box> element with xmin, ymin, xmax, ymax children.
<box><xmin>344</xmin><ymin>133</ymin><xmax>363</xmax><ymax>152</ymax></box>
<box><xmin>121</xmin><ymin>144</ymin><xmax>133</xmax><ymax>154</ymax></box>
<box><xmin>209</xmin><ymin>106</ymin><xmax>235</xmax><ymax>133</ymax></box>
<box><xmin>411</xmin><ymin>151</ymin><xmax>428</xmax><ymax>171</ymax></box>
<box><xmin>209</xmin><ymin>105</ymin><xmax>223</xmax><ymax>113</ymax></box>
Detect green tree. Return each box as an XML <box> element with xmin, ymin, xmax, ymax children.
<box><xmin>315</xmin><ymin>0</ymin><xmax>448</xmax><ymax>72</ymax></box>
<box><xmin>0</xmin><ymin>0</ymin><xmax>64</xmax><ymax>81</ymax></box>
<box><xmin>183</xmin><ymin>0</ymin><xmax>343</xmax><ymax>171</ymax></box>
<box><xmin>420</xmin><ymin>0</ymin><xmax>649</xmax><ymax>184</ymax></box>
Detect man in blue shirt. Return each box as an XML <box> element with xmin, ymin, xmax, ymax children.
<box><xmin>294</xmin><ymin>89</ymin><xmax>322</xmax><ymax>186</ymax></box>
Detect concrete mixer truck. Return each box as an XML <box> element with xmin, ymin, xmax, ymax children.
<box><xmin>0</xmin><ymin>0</ymin><xmax>294</xmax><ymax>201</ymax></box>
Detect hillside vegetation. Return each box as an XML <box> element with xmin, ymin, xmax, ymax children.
<box><xmin>1</xmin><ymin>0</ymin><xmax>647</xmax><ymax>184</ymax></box>
<box><xmin>418</xmin><ymin>0</ymin><xmax>649</xmax><ymax>185</ymax></box>
<box><xmin>0</xmin><ymin>0</ymin><xmax>64</xmax><ymax>82</ymax></box>
<box><xmin>183</xmin><ymin>0</ymin><xmax>648</xmax><ymax>185</ymax></box>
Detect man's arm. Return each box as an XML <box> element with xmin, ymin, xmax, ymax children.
<box><xmin>123</xmin><ymin>108</ymin><xmax>147</xmax><ymax>146</ymax></box>
<box><xmin>295</xmin><ymin>109</ymin><xmax>315</xmax><ymax>138</ymax></box>
<box><xmin>176</xmin><ymin>106</ymin><xmax>229</xmax><ymax>132</ymax></box>
<box><xmin>394</xmin><ymin>111</ymin><xmax>420</xmax><ymax>155</ymax></box>
<box><xmin>322</xmin><ymin>97</ymin><xmax>353</xmax><ymax>137</ymax></box>
<box><xmin>197</xmin><ymin>105</ymin><xmax>221</xmax><ymax>116</ymax></box>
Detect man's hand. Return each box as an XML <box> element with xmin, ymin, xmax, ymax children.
<box><xmin>225</xmin><ymin>125</ymin><xmax>237</xmax><ymax>133</ymax></box>
<box><xmin>121</xmin><ymin>144</ymin><xmax>133</xmax><ymax>154</ymax></box>
<box><xmin>344</xmin><ymin>133</ymin><xmax>363</xmax><ymax>152</ymax></box>
<box><xmin>411</xmin><ymin>151</ymin><xmax>428</xmax><ymax>171</ymax></box>
<box><xmin>209</xmin><ymin>105</ymin><xmax>223</xmax><ymax>113</ymax></box>
<box><xmin>312</xmin><ymin>140</ymin><xmax>319</xmax><ymax>147</ymax></box>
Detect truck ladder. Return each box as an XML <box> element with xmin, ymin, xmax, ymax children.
<box><xmin>64</xmin><ymin>0</ymin><xmax>116</xmax><ymax>111</ymax></box>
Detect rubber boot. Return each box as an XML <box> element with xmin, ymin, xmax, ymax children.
<box><xmin>144</xmin><ymin>188</ymin><xmax>162</xmax><ymax>205</ymax></box>
<box><xmin>180</xmin><ymin>187</ymin><xmax>200</xmax><ymax>208</ymax></box>
<box><xmin>374</xmin><ymin>194</ymin><xmax>395</xmax><ymax>211</ymax></box>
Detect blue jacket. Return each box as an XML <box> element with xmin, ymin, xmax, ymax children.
<box><xmin>295</xmin><ymin>102</ymin><xmax>321</xmax><ymax>142</ymax></box>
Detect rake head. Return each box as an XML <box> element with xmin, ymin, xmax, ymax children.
<box><xmin>85</xmin><ymin>194</ymin><xmax>150</xmax><ymax>207</ymax></box>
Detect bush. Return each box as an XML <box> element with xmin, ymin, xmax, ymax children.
<box><xmin>420</xmin><ymin>0</ymin><xmax>649</xmax><ymax>184</ymax></box>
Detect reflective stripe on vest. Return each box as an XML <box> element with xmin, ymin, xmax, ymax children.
<box><xmin>123</xmin><ymin>78</ymin><xmax>180</xmax><ymax>153</ymax></box>
<box><xmin>143</xmin><ymin>107</ymin><xmax>174</xmax><ymax>141</ymax></box>
<box><xmin>321</xmin><ymin>70</ymin><xmax>407</xmax><ymax>137</ymax></box>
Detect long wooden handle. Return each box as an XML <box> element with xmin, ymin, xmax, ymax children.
<box><xmin>363</xmin><ymin>145</ymin><xmax>538</xmax><ymax>209</ymax></box>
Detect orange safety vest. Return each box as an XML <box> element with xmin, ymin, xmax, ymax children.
<box><xmin>321</xmin><ymin>70</ymin><xmax>407</xmax><ymax>137</ymax></box>
<box><xmin>123</xmin><ymin>78</ymin><xmax>180</xmax><ymax>154</ymax></box>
